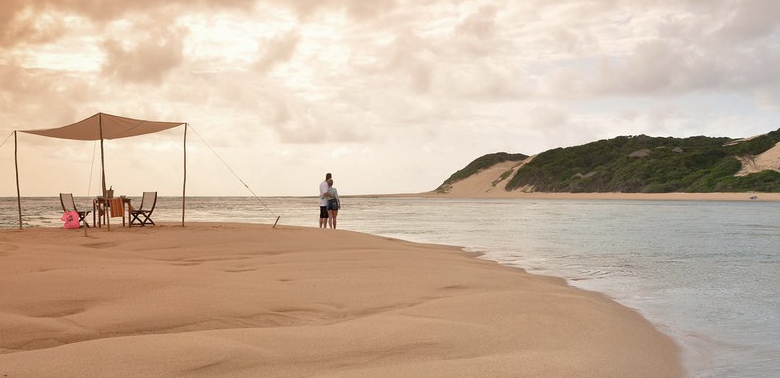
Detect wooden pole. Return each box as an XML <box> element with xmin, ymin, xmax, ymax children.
<box><xmin>99</xmin><ymin>114</ymin><xmax>110</xmax><ymax>230</ymax></box>
<box><xmin>14</xmin><ymin>131</ymin><xmax>22</xmax><ymax>230</ymax></box>
<box><xmin>182</xmin><ymin>124</ymin><xmax>187</xmax><ymax>227</ymax></box>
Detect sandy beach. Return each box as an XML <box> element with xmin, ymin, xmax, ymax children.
<box><xmin>0</xmin><ymin>223</ymin><xmax>682</xmax><ymax>377</ymax></box>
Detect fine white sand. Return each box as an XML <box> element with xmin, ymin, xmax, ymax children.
<box><xmin>736</xmin><ymin>141</ymin><xmax>780</xmax><ymax>176</ymax></box>
<box><xmin>0</xmin><ymin>223</ymin><xmax>682</xmax><ymax>377</ymax></box>
<box><xmin>441</xmin><ymin>159</ymin><xmax>529</xmax><ymax>197</ymax></box>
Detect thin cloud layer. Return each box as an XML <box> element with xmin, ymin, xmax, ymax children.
<box><xmin>102</xmin><ymin>25</ymin><xmax>187</xmax><ymax>84</ymax></box>
<box><xmin>253</xmin><ymin>30</ymin><xmax>301</xmax><ymax>74</ymax></box>
<box><xmin>0</xmin><ymin>0</ymin><xmax>779</xmax><ymax>196</ymax></box>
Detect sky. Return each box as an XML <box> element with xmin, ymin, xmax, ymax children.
<box><xmin>1</xmin><ymin>0</ymin><xmax>779</xmax><ymax>197</ymax></box>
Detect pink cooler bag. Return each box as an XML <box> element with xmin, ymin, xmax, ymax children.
<box><xmin>61</xmin><ymin>211</ymin><xmax>80</xmax><ymax>229</ymax></box>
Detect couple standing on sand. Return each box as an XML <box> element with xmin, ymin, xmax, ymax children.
<box><xmin>319</xmin><ymin>173</ymin><xmax>341</xmax><ymax>229</ymax></box>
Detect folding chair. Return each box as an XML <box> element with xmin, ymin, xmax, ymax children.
<box><xmin>129</xmin><ymin>191</ymin><xmax>157</xmax><ymax>227</ymax></box>
<box><xmin>59</xmin><ymin>193</ymin><xmax>90</xmax><ymax>228</ymax></box>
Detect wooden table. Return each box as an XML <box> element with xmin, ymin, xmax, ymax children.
<box><xmin>92</xmin><ymin>197</ymin><xmax>132</xmax><ymax>227</ymax></box>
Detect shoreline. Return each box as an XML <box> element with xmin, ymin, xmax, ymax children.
<box><xmin>0</xmin><ymin>223</ymin><xmax>683</xmax><ymax>377</ymax></box>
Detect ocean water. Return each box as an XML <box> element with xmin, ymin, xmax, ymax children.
<box><xmin>2</xmin><ymin>196</ymin><xmax>779</xmax><ymax>378</ymax></box>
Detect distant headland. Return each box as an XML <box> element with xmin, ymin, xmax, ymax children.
<box><xmin>427</xmin><ymin>128</ymin><xmax>780</xmax><ymax>200</ymax></box>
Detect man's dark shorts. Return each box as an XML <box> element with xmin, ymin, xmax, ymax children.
<box><xmin>320</xmin><ymin>206</ymin><xmax>329</xmax><ymax>219</ymax></box>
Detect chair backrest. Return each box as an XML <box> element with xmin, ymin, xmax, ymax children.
<box><xmin>60</xmin><ymin>193</ymin><xmax>78</xmax><ymax>212</ymax></box>
<box><xmin>139</xmin><ymin>192</ymin><xmax>158</xmax><ymax>212</ymax></box>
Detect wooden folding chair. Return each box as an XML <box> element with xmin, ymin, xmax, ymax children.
<box><xmin>59</xmin><ymin>193</ymin><xmax>90</xmax><ymax>228</ymax></box>
<box><xmin>129</xmin><ymin>192</ymin><xmax>157</xmax><ymax>227</ymax></box>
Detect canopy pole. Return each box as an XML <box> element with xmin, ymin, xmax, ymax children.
<box><xmin>99</xmin><ymin>114</ymin><xmax>110</xmax><ymax>231</ymax></box>
<box><xmin>182</xmin><ymin>123</ymin><xmax>187</xmax><ymax>227</ymax></box>
<box><xmin>14</xmin><ymin>131</ymin><xmax>22</xmax><ymax>230</ymax></box>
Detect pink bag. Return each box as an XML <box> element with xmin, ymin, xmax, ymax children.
<box><xmin>61</xmin><ymin>211</ymin><xmax>80</xmax><ymax>229</ymax></box>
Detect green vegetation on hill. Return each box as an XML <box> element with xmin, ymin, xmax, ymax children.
<box><xmin>436</xmin><ymin>152</ymin><xmax>528</xmax><ymax>193</ymax></box>
<box><xmin>503</xmin><ymin>128</ymin><xmax>780</xmax><ymax>193</ymax></box>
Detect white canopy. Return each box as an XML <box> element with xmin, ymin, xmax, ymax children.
<box><xmin>13</xmin><ymin>112</ymin><xmax>188</xmax><ymax>229</ymax></box>
<box><xmin>21</xmin><ymin>112</ymin><xmax>185</xmax><ymax>140</ymax></box>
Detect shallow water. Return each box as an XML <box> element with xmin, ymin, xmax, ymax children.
<box><xmin>2</xmin><ymin>196</ymin><xmax>779</xmax><ymax>377</ymax></box>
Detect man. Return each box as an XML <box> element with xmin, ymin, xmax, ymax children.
<box><xmin>319</xmin><ymin>173</ymin><xmax>332</xmax><ymax>228</ymax></box>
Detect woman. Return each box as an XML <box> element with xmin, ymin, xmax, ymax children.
<box><xmin>326</xmin><ymin>179</ymin><xmax>341</xmax><ymax>229</ymax></box>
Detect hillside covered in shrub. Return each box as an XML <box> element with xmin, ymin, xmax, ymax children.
<box><xmin>440</xmin><ymin>128</ymin><xmax>780</xmax><ymax>193</ymax></box>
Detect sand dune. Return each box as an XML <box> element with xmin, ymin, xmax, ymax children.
<box><xmin>735</xmin><ymin>141</ymin><xmax>780</xmax><ymax>176</ymax></box>
<box><xmin>0</xmin><ymin>224</ymin><xmax>682</xmax><ymax>377</ymax></box>
<box><xmin>443</xmin><ymin>160</ymin><xmax>521</xmax><ymax>196</ymax></box>
<box><xmin>439</xmin><ymin>156</ymin><xmax>534</xmax><ymax>197</ymax></box>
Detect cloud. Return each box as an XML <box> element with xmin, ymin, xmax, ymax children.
<box><xmin>101</xmin><ymin>25</ymin><xmax>186</xmax><ymax>84</ymax></box>
<box><xmin>2</xmin><ymin>0</ymin><xmax>780</xmax><ymax>197</ymax></box>
<box><xmin>274</xmin><ymin>105</ymin><xmax>373</xmax><ymax>144</ymax></box>
<box><xmin>253</xmin><ymin>30</ymin><xmax>301</xmax><ymax>74</ymax></box>
<box><xmin>716</xmin><ymin>0</ymin><xmax>780</xmax><ymax>41</ymax></box>
<box><xmin>0</xmin><ymin>60</ymin><xmax>92</xmax><ymax>131</ymax></box>
<box><xmin>272</xmin><ymin>0</ymin><xmax>397</xmax><ymax>20</ymax></box>
<box><xmin>590</xmin><ymin>40</ymin><xmax>689</xmax><ymax>95</ymax></box>
<box><xmin>0</xmin><ymin>1</ymin><xmax>70</xmax><ymax>47</ymax></box>
<box><xmin>0</xmin><ymin>0</ymin><xmax>258</xmax><ymax>49</ymax></box>
<box><xmin>454</xmin><ymin>5</ymin><xmax>498</xmax><ymax>40</ymax></box>
<box><xmin>577</xmin><ymin>7</ymin><xmax>780</xmax><ymax>99</ymax></box>
<box><xmin>527</xmin><ymin>105</ymin><xmax>569</xmax><ymax>130</ymax></box>
<box><xmin>373</xmin><ymin>28</ymin><xmax>434</xmax><ymax>94</ymax></box>
<box><xmin>754</xmin><ymin>87</ymin><xmax>780</xmax><ymax>112</ymax></box>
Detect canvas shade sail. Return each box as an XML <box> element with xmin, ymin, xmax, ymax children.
<box><xmin>21</xmin><ymin>113</ymin><xmax>184</xmax><ymax>140</ymax></box>
<box><xmin>13</xmin><ymin>112</ymin><xmax>188</xmax><ymax>229</ymax></box>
